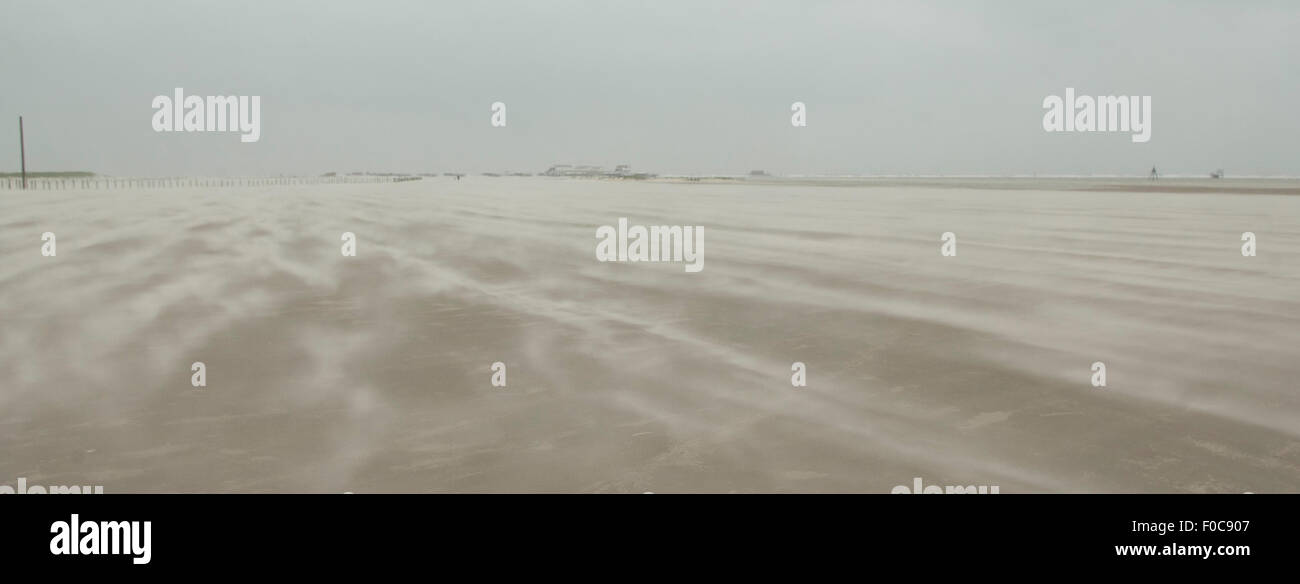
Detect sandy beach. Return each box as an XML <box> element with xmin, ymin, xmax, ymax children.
<box><xmin>1</xmin><ymin>177</ymin><xmax>1297</xmax><ymax>493</ymax></box>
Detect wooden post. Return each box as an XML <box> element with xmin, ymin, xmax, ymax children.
<box><xmin>19</xmin><ymin>116</ymin><xmax>27</xmax><ymax>189</ymax></box>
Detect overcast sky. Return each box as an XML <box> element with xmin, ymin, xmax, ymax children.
<box><xmin>1</xmin><ymin>0</ymin><xmax>1297</xmax><ymax>176</ymax></box>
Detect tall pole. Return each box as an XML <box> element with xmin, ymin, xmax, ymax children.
<box><xmin>19</xmin><ymin>116</ymin><xmax>27</xmax><ymax>189</ymax></box>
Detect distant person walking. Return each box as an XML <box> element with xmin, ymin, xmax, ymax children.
<box><xmin>1150</xmin><ymin>166</ymin><xmax>1158</xmax><ymax>180</ymax></box>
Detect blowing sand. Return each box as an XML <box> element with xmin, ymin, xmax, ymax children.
<box><xmin>1</xmin><ymin>177</ymin><xmax>1297</xmax><ymax>492</ymax></box>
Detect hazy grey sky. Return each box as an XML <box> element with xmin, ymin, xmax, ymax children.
<box><xmin>2</xmin><ymin>0</ymin><xmax>1297</xmax><ymax>176</ymax></box>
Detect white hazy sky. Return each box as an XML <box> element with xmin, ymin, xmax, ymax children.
<box><xmin>1</xmin><ymin>0</ymin><xmax>1297</xmax><ymax>176</ymax></box>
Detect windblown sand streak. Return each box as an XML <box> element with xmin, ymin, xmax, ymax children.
<box><xmin>1</xmin><ymin>178</ymin><xmax>1297</xmax><ymax>492</ymax></box>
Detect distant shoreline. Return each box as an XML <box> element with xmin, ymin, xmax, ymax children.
<box><xmin>6</xmin><ymin>172</ymin><xmax>1299</xmax><ymax>196</ymax></box>
<box><xmin>651</xmin><ymin>175</ymin><xmax>1300</xmax><ymax>196</ymax></box>
<box><xmin>0</xmin><ymin>171</ymin><xmax>94</xmax><ymax>178</ymax></box>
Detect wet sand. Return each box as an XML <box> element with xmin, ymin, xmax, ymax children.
<box><xmin>1</xmin><ymin>177</ymin><xmax>1297</xmax><ymax>492</ymax></box>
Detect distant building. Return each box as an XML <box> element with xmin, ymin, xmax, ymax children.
<box><xmin>544</xmin><ymin>164</ymin><xmax>605</xmax><ymax>177</ymax></box>
<box><xmin>543</xmin><ymin>164</ymin><xmax>655</xmax><ymax>179</ymax></box>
